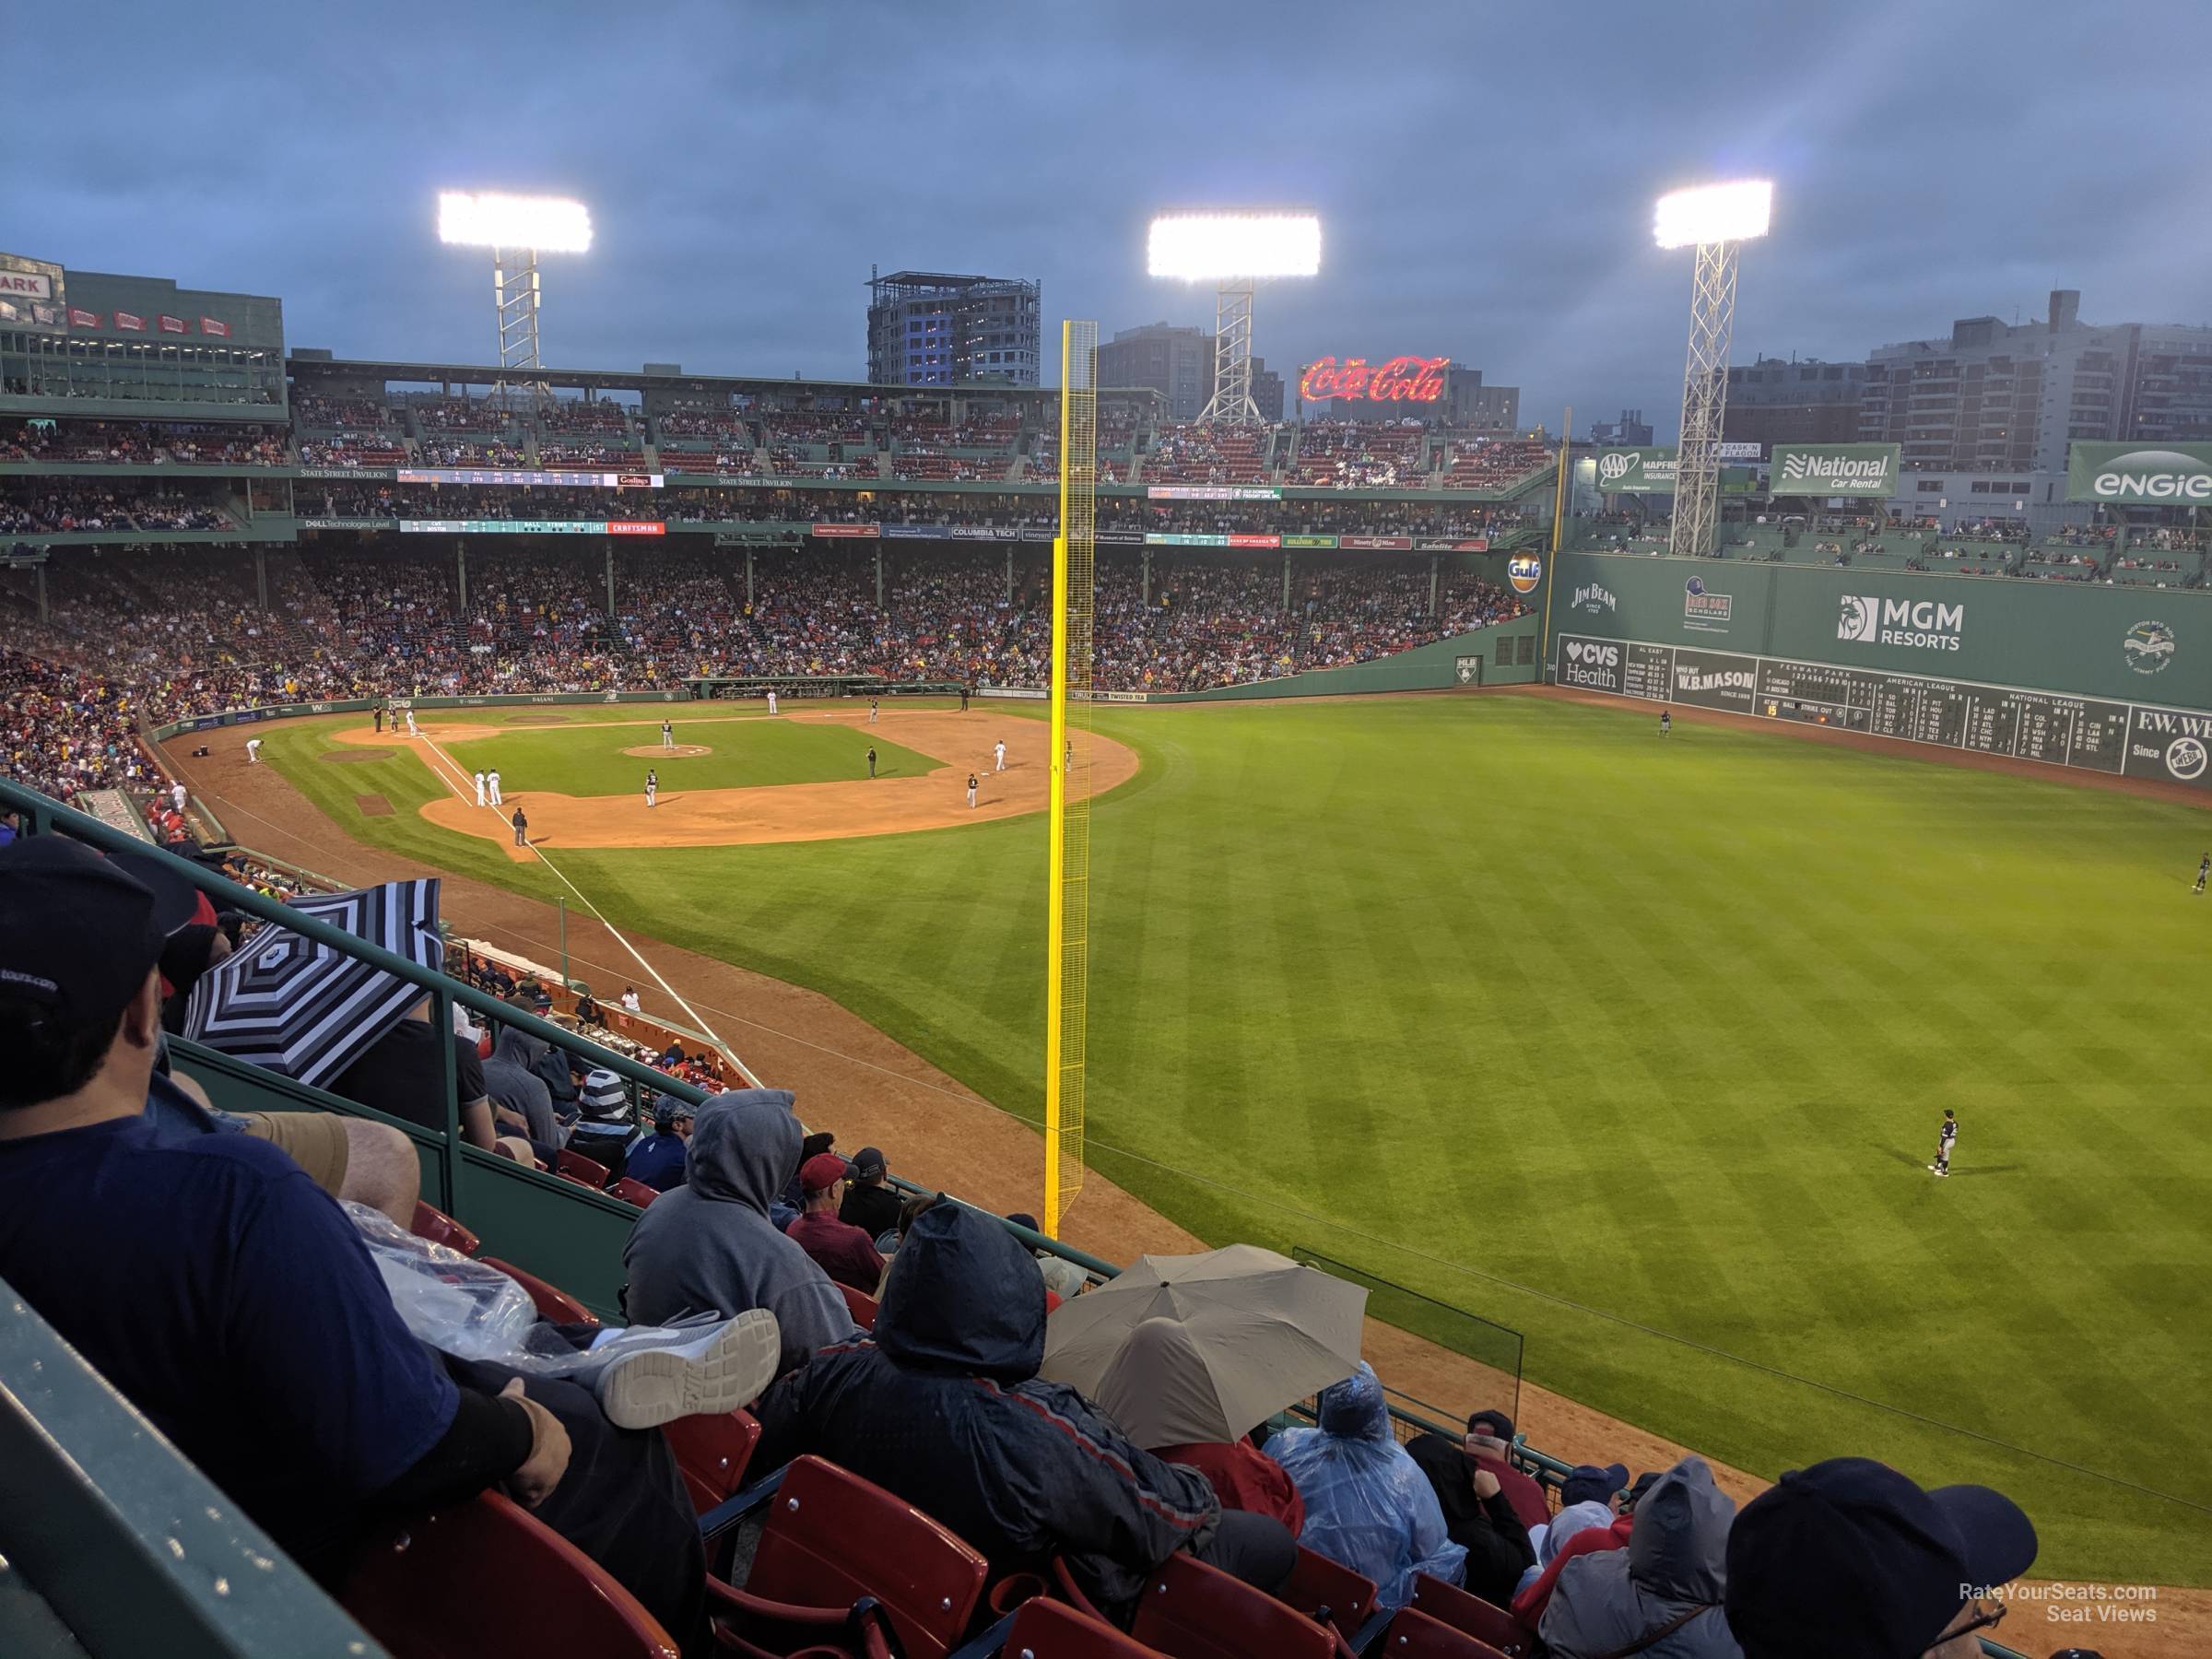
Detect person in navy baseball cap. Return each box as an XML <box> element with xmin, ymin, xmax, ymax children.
<box><xmin>0</xmin><ymin>835</ymin><xmax>170</xmax><ymax>1075</ymax></box>
<box><xmin>1724</xmin><ymin>1456</ymin><xmax>2037</xmax><ymax>1657</ymax></box>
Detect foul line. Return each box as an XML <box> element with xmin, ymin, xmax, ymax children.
<box><xmin>406</xmin><ymin>726</ymin><xmax>751</xmax><ymax>1078</ymax></box>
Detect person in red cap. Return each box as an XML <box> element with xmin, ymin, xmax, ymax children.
<box><xmin>785</xmin><ymin>1150</ymin><xmax>885</xmax><ymax>1293</ymax></box>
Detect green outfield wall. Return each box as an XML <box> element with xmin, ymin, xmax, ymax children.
<box><xmin>1150</xmin><ymin>613</ymin><xmax>1543</xmax><ymax>703</ymax></box>
<box><xmin>1550</xmin><ymin>551</ymin><xmax>2211</xmax><ymax>711</ymax></box>
<box><xmin>1547</xmin><ymin>551</ymin><xmax>2212</xmax><ymax>792</ymax></box>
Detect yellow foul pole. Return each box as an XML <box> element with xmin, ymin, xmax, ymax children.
<box><xmin>1045</xmin><ymin>333</ymin><xmax>1073</xmax><ymax>1238</ymax></box>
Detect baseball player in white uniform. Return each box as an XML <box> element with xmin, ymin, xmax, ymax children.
<box><xmin>171</xmin><ymin>781</ymin><xmax>188</xmax><ymax>815</ymax></box>
<box><xmin>475</xmin><ymin>771</ymin><xmax>488</xmax><ymax>807</ymax></box>
<box><xmin>645</xmin><ymin>770</ymin><xmax>658</xmax><ymax>809</ymax></box>
<box><xmin>994</xmin><ymin>739</ymin><xmax>1006</xmax><ymax>772</ymax></box>
<box><xmin>405</xmin><ymin>708</ymin><xmax>418</xmax><ymax>737</ymax></box>
<box><xmin>245</xmin><ymin>738</ymin><xmax>262</xmax><ymax>764</ymax></box>
<box><xmin>488</xmin><ymin>769</ymin><xmax>503</xmax><ymax>806</ymax></box>
<box><xmin>767</xmin><ymin>690</ymin><xmax>779</xmax><ymax>716</ymax></box>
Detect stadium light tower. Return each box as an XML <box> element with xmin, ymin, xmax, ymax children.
<box><xmin>1148</xmin><ymin>213</ymin><xmax>1320</xmax><ymax>424</ymax></box>
<box><xmin>437</xmin><ymin>192</ymin><xmax>593</xmax><ymax>384</ymax></box>
<box><xmin>1653</xmin><ymin>181</ymin><xmax>1771</xmax><ymax>558</ymax></box>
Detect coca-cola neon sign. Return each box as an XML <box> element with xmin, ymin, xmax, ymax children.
<box><xmin>1300</xmin><ymin>355</ymin><xmax>1450</xmax><ymax>403</ymax></box>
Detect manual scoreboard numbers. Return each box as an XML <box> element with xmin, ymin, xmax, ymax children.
<box><xmin>1554</xmin><ymin>633</ymin><xmax>2170</xmax><ymax>785</ymax></box>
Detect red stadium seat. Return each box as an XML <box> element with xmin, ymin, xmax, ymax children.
<box><xmin>557</xmin><ymin>1147</ymin><xmax>610</xmax><ymax>1188</ymax></box>
<box><xmin>481</xmin><ymin>1256</ymin><xmax>601</xmax><ymax>1329</ymax></box>
<box><xmin>341</xmin><ymin>1489</ymin><xmax>677</xmax><ymax>1658</ymax></box>
<box><xmin>1280</xmin><ymin>1546</ymin><xmax>1377</xmax><ymax>1641</ymax></box>
<box><xmin>705</xmin><ymin>1454</ymin><xmax>988</xmax><ymax>1659</ymax></box>
<box><xmin>1002</xmin><ymin>1596</ymin><xmax>1157</xmax><ymax>1658</ymax></box>
<box><xmin>609</xmin><ymin>1176</ymin><xmax>662</xmax><ymax>1207</ymax></box>
<box><xmin>1372</xmin><ymin>1606</ymin><xmax>1510</xmax><ymax>1659</ymax></box>
<box><xmin>839</xmin><ymin>1281</ymin><xmax>879</xmax><ymax>1331</ymax></box>
<box><xmin>663</xmin><ymin>1408</ymin><xmax>762</xmax><ymax>1514</ymax></box>
<box><xmin>1128</xmin><ymin>1552</ymin><xmax>1331</xmax><ymax>1659</ymax></box>
<box><xmin>409</xmin><ymin>1199</ymin><xmax>479</xmax><ymax>1255</ymax></box>
<box><xmin>1406</xmin><ymin>1575</ymin><xmax>1537</xmax><ymax>1658</ymax></box>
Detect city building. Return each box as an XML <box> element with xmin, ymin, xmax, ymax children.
<box><xmin>1590</xmin><ymin>409</ymin><xmax>1653</xmax><ymax>447</ymax></box>
<box><xmin>865</xmin><ymin>270</ymin><xmax>1041</xmax><ymax>388</ymax></box>
<box><xmin>0</xmin><ymin>257</ymin><xmax>286</xmax><ymax>414</ymax></box>
<box><xmin>1251</xmin><ymin>357</ymin><xmax>1284</xmax><ymax>424</ymax></box>
<box><xmin>1721</xmin><ymin>358</ymin><xmax>1865</xmax><ymax>453</ymax></box>
<box><xmin>1099</xmin><ymin>322</ymin><xmax>1213</xmax><ymax>419</ymax></box>
<box><xmin>1858</xmin><ymin>289</ymin><xmax>2212</xmax><ymax>475</ymax></box>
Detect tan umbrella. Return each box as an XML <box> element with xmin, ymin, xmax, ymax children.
<box><xmin>1041</xmin><ymin>1245</ymin><xmax>1367</xmax><ymax>1449</ymax></box>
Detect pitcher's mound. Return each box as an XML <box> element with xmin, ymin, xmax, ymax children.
<box><xmin>622</xmin><ymin>743</ymin><xmax>712</xmax><ymax>759</ymax></box>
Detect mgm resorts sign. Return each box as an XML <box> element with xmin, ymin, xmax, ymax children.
<box><xmin>1838</xmin><ymin>593</ymin><xmax>1965</xmax><ymax>652</ymax></box>
<box><xmin>2066</xmin><ymin>441</ymin><xmax>2212</xmax><ymax>503</ymax></box>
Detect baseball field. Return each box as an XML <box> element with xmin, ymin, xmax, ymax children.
<box><xmin>246</xmin><ymin>691</ymin><xmax>2212</xmax><ymax>1587</ymax></box>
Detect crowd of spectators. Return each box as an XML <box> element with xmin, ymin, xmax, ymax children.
<box><xmin>1</xmin><ymin>541</ymin><xmax>1531</xmax><ymax>719</ymax></box>
<box><xmin>291</xmin><ymin>394</ymin><xmax>398</xmax><ymax>431</ymax></box>
<box><xmin>1143</xmin><ymin>423</ymin><xmax>1276</xmax><ymax>484</ymax></box>
<box><xmin>1</xmin><ymin>483</ymin><xmax>234</xmax><ymax>533</ymax></box>
<box><xmin>419</xmin><ymin>438</ymin><xmax>527</xmax><ymax>466</ymax></box>
<box><xmin>1290</xmin><ymin>420</ymin><xmax>1430</xmax><ymax>488</ymax></box>
<box><xmin>1</xmin><ymin>419</ymin><xmax>287</xmax><ymax>467</ymax></box>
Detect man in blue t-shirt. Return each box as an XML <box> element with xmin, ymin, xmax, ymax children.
<box><xmin>0</xmin><ymin>837</ymin><xmax>710</xmax><ymax>1647</ymax></box>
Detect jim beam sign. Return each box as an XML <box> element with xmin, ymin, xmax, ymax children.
<box><xmin>2066</xmin><ymin>441</ymin><xmax>2212</xmax><ymax>504</ymax></box>
<box><xmin>1771</xmin><ymin>443</ymin><xmax>1900</xmax><ymax>498</ymax></box>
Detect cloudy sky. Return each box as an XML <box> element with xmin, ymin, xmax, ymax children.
<box><xmin>13</xmin><ymin>0</ymin><xmax>2208</xmax><ymax>437</ymax></box>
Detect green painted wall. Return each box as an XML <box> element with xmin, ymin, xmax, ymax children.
<box><xmin>1551</xmin><ymin>551</ymin><xmax>2211</xmax><ymax>712</ymax></box>
<box><xmin>1152</xmin><ymin>613</ymin><xmax>1543</xmax><ymax>702</ymax></box>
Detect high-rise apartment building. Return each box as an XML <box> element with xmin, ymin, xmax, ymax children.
<box><xmin>865</xmin><ymin>270</ymin><xmax>1040</xmax><ymax>388</ymax></box>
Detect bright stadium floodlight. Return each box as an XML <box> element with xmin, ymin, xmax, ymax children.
<box><xmin>1652</xmin><ymin>180</ymin><xmax>1771</xmax><ymax>251</ymax></box>
<box><xmin>1654</xmin><ymin>180</ymin><xmax>1772</xmax><ymax>558</ymax></box>
<box><xmin>1147</xmin><ymin>213</ymin><xmax>1322</xmax><ymax>281</ymax></box>
<box><xmin>436</xmin><ymin>192</ymin><xmax>593</xmax><ymax>386</ymax></box>
<box><xmin>1147</xmin><ymin>212</ymin><xmax>1321</xmax><ymax>423</ymax></box>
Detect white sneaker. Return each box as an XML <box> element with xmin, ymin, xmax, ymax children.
<box><xmin>591</xmin><ymin>1308</ymin><xmax>781</xmax><ymax>1430</ymax></box>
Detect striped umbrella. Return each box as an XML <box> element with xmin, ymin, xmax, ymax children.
<box><xmin>183</xmin><ymin>879</ymin><xmax>444</xmax><ymax>1088</ymax></box>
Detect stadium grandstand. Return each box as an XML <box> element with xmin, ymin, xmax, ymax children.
<box><xmin>7</xmin><ymin>269</ymin><xmax>2206</xmax><ymax>1659</ymax></box>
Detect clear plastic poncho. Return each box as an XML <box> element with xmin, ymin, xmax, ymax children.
<box><xmin>1263</xmin><ymin>1362</ymin><xmax>1467</xmax><ymax>1611</ymax></box>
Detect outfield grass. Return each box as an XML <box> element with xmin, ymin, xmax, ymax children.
<box><xmin>440</xmin><ymin>719</ymin><xmax>935</xmax><ymax>797</ymax></box>
<box><xmin>262</xmin><ymin>698</ymin><xmax>2212</xmax><ymax>1583</ymax></box>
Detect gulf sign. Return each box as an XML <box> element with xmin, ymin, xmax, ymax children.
<box><xmin>1299</xmin><ymin>355</ymin><xmax>1449</xmax><ymax>403</ymax></box>
<box><xmin>1507</xmin><ymin>554</ymin><xmax>1543</xmax><ymax>594</ymax></box>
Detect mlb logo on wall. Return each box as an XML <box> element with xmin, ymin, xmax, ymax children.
<box><xmin>1682</xmin><ymin>576</ymin><xmax>1732</xmax><ymax>630</ymax></box>
<box><xmin>1507</xmin><ymin>555</ymin><xmax>1543</xmax><ymax>594</ymax></box>
<box><xmin>1838</xmin><ymin>594</ymin><xmax>1879</xmax><ymax>641</ymax></box>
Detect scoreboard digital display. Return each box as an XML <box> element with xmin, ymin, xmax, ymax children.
<box><xmin>1554</xmin><ymin>633</ymin><xmax>2197</xmax><ymax>789</ymax></box>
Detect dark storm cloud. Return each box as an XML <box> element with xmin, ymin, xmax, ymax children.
<box><xmin>11</xmin><ymin>0</ymin><xmax>2208</xmax><ymax>437</ymax></box>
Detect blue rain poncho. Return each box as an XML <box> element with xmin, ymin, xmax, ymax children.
<box><xmin>1263</xmin><ymin>1362</ymin><xmax>1466</xmax><ymax>1610</ymax></box>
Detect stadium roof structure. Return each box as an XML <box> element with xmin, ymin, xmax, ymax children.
<box><xmin>284</xmin><ymin>353</ymin><xmax>1154</xmax><ymax>406</ymax></box>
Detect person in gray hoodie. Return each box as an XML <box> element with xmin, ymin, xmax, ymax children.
<box><xmin>485</xmin><ymin>1023</ymin><xmax>560</xmax><ymax>1150</ymax></box>
<box><xmin>1538</xmin><ymin>1455</ymin><xmax>1742</xmax><ymax>1659</ymax></box>
<box><xmin>621</xmin><ymin>1089</ymin><xmax>861</xmax><ymax>1378</ymax></box>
